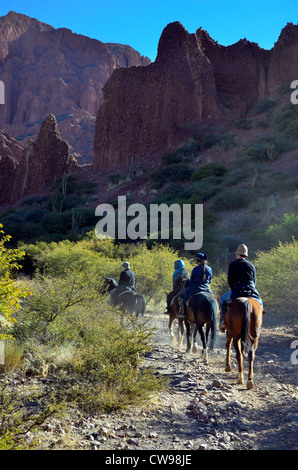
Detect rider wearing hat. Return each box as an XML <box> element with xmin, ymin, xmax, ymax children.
<box><xmin>178</xmin><ymin>252</ymin><xmax>212</xmax><ymax>318</ymax></box>
<box><xmin>118</xmin><ymin>261</ymin><xmax>135</xmax><ymax>290</ymax></box>
<box><xmin>219</xmin><ymin>244</ymin><xmax>263</xmax><ymax>332</ymax></box>
<box><xmin>111</xmin><ymin>261</ymin><xmax>136</xmax><ymax>302</ymax></box>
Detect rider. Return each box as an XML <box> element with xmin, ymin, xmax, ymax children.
<box><xmin>112</xmin><ymin>261</ymin><xmax>136</xmax><ymax>302</ymax></box>
<box><xmin>118</xmin><ymin>261</ymin><xmax>135</xmax><ymax>290</ymax></box>
<box><xmin>164</xmin><ymin>259</ymin><xmax>189</xmax><ymax>314</ymax></box>
<box><xmin>178</xmin><ymin>252</ymin><xmax>213</xmax><ymax>318</ymax></box>
<box><xmin>219</xmin><ymin>244</ymin><xmax>263</xmax><ymax>332</ymax></box>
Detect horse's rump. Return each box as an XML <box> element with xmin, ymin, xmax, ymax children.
<box><xmin>228</xmin><ymin>297</ymin><xmax>263</xmax><ymax>351</ymax></box>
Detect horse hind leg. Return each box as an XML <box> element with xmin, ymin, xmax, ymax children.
<box><xmin>225</xmin><ymin>332</ymin><xmax>232</xmax><ymax>372</ymax></box>
<box><xmin>177</xmin><ymin>319</ymin><xmax>185</xmax><ymax>347</ymax></box>
<box><xmin>197</xmin><ymin>326</ymin><xmax>208</xmax><ymax>364</ymax></box>
<box><xmin>233</xmin><ymin>338</ymin><xmax>244</xmax><ymax>384</ymax></box>
<box><xmin>247</xmin><ymin>337</ymin><xmax>258</xmax><ymax>389</ymax></box>
<box><xmin>169</xmin><ymin>317</ymin><xmax>178</xmax><ymax>346</ymax></box>
<box><xmin>192</xmin><ymin>325</ymin><xmax>199</xmax><ymax>353</ymax></box>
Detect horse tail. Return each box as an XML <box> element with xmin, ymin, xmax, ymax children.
<box><xmin>208</xmin><ymin>297</ymin><xmax>217</xmax><ymax>349</ymax></box>
<box><xmin>241</xmin><ymin>299</ymin><xmax>252</xmax><ymax>352</ymax></box>
<box><xmin>191</xmin><ymin>293</ymin><xmax>217</xmax><ymax>349</ymax></box>
<box><xmin>136</xmin><ymin>294</ymin><xmax>146</xmax><ymax>316</ymax></box>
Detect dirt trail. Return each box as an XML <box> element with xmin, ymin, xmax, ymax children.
<box><xmin>20</xmin><ymin>311</ymin><xmax>297</xmax><ymax>451</ymax></box>
<box><xmin>75</xmin><ymin>311</ymin><xmax>297</xmax><ymax>451</ymax></box>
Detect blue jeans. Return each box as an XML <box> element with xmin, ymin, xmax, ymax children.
<box><xmin>220</xmin><ymin>290</ymin><xmax>263</xmax><ymax>307</ymax></box>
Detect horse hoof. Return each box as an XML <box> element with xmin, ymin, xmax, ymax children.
<box><xmin>238</xmin><ymin>373</ymin><xmax>244</xmax><ymax>384</ymax></box>
<box><xmin>225</xmin><ymin>365</ymin><xmax>231</xmax><ymax>372</ymax></box>
<box><xmin>247</xmin><ymin>380</ymin><xmax>254</xmax><ymax>390</ymax></box>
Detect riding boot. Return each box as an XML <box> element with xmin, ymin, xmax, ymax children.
<box><xmin>176</xmin><ymin>297</ymin><xmax>185</xmax><ymax>318</ymax></box>
<box><xmin>219</xmin><ymin>302</ymin><xmax>227</xmax><ymax>332</ymax></box>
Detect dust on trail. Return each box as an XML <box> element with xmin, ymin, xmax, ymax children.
<box><xmin>23</xmin><ymin>310</ymin><xmax>297</xmax><ymax>450</ymax></box>
<box><xmin>138</xmin><ymin>311</ymin><xmax>298</xmax><ymax>451</ymax></box>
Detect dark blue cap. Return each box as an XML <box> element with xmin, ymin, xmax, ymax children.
<box><xmin>196</xmin><ymin>252</ymin><xmax>208</xmax><ymax>261</ymax></box>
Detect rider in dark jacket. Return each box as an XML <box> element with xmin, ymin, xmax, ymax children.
<box><xmin>219</xmin><ymin>244</ymin><xmax>263</xmax><ymax>332</ymax></box>
<box><xmin>118</xmin><ymin>261</ymin><xmax>135</xmax><ymax>290</ymax></box>
<box><xmin>111</xmin><ymin>261</ymin><xmax>136</xmax><ymax>302</ymax></box>
<box><xmin>178</xmin><ymin>252</ymin><xmax>212</xmax><ymax>318</ymax></box>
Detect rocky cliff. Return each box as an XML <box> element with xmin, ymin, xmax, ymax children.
<box><xmin>0</xmin><ymin>114</ymin><xmax>77</xmax><ymax>205</ymax></box>
<box><xmin>93</xmin><ymin>21</ymin><xmax>298</xmax><ymax>172</ymax></box>
<box><xmin>0</xmin><ymin>11</ymin><xmax>150</xmax><ymax>163</ymax></box>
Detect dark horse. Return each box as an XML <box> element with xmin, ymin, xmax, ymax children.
<box><xmin>224</xmin><ymin>297</ymin><xmax>265</xmax><ymax>389</ymax></box>
<box><xmin>168</xmin><ymin>292</ymin><xmax>218</xmax><ymax>364</ymax></box>
<box><xmin>101</xmin><ymin>277</ymin><xmax>146</xmax><ymax>317</ymax></box>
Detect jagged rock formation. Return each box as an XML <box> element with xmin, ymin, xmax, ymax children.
<box><xmin>0</xmin><ymin>11</ymin><xmax>150</xmax><ymax>163</ymax></box>
<box><xmin>0</xmin><ymin>115</ymin><xmax>77</xmax><ymax>205</ymax></box>
<box><xmin>93</xmin><ymin>21</ymin><xmax>298</xmax><ymax>171</ymax></box>
<box><xmin>0</xmin><ymin>129</ymin><xmax>24</xmax><ymax>205</ymax></box>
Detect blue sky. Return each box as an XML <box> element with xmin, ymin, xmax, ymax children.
<box><xmin>1</xmin><ymin>0</ymin><xmax>298</xmax><ymax>61</ymax></box>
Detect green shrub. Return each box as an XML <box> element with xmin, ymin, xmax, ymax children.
<box><xmin>262</xmin><ymin>213</ymin><xmax>298</xmax><ymax>245</ymax></box>
<box><xmin>149</xmin><ymin>183</ymin><xmax>194</xmax><ymax>205</ymax></box>
<box><xmin>150</xmin><ymin>163</ymin><xmax>194</xmax><ymax>187</ymax></box>
<box><xmin>250</xmin><ymin>98</ymin><xmax>277</xmax><ymax>116</ymax></box>
<box><xmin>264</xmin><ymin>172</ymin><xmax>298</xmax><ymax>195</ymax></box>
<box><xmin>107</xmin><ymin>172</ymin><xmax>127</xmax><ymax>186</ymax></box>
<box><xmin>186</xmin><ymin>177</ymin><xmax>222</xmax><ymax>203</ymax></box>
<box><xmin>235</xmin><ymin>118</ymin><xmax>253</xmax><ymax>130</ymax></box>
<box><xmin>198</xmin><ymin>133</ymin><xmax>236</xmax><ymax>151</ymax></box>
<box><xmin>237</xmin><ymin>133</ymin><xmax>295</xmax><ymax>161</ymax></box>
<box><xmin>210</xmin><ymin>187</ymin><xmax>253</xmax><ymax>211</ymax></box>
<box><xmin>162</xmin><ymin>139</ymin><xmax>199</xmax><ymax>165</ymax></box>
<box><xmin>191</xmin><ymin>163</ymin><xmax>228</xmax><ymax>182</ymax></box>
<box><xmin>254</xmin><ymin>239</ymin><xmax>298</xmax><ymax>308</ymax></box>
<box><xmin>283</xmin><ymin>118</ymin><xmax>298</xmax><ymax>140</ymax></box>
<box><xmin>275</xmin><ymin>103</ymin><xmax>298</xmax><ymax>136</ymax></box>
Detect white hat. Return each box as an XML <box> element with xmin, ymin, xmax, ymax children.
<box><xmin>236</xmin><ymin>244</ymin><xmax>248</xmax><ymax>256</ymax></box>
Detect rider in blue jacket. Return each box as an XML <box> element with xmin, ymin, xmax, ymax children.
<box><xmin>178</xmin><ymin>252</ymin><xmax>212</xmax><ymax>317</ymax></box>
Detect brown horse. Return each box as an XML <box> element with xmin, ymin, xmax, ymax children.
<box><xmin>224</xmin><ymin>297</ymin><xmax>265</xmax><ymax>389</ymax></box>
<box><xmin>167</xmin><ymin>293</ymin><xmax>185</xmax><ymax>347</ymax></box>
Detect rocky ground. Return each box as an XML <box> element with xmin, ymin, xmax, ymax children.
<box><xmin>23</xmin><ymin>310</ymin><xmax>297</xmax><ymax>452</ymax></box>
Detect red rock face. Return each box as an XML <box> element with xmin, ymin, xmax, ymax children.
<box><xmin>0</xmin><ymin>114</ymin><xmax>77</xmax><ymax>205</ymax></box>
<box><xmin>93</xmin><ymin>21</ymin><xmax>298</xmax><ymax>172</ymax></box>
<box><xmin>268</xmin><ymin>23</ymin><xmax>298</xmax><ymax>93</ymax></box>
<box><xmin>93</xmin><ymin>22</ymin><xmax>224</xmax><ymax>172</ymax></box>
<box><xmin>0</xmin><ymin>129</ymin><xmax>24</xmax><ymax>205</ymax></box>
<box><xmin>0</xmin><ymin>11</ymin><xmax>150</xmax><ymax>163</ymax></box>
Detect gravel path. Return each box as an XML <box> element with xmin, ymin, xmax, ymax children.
<box><xmin>15</xmin><ymin>311</ymin><xmax>297</xmax><ymax>451</ymax></box>
<box><xmin>65</xmin><ymin>312</ymin><xmax>298</xmax><ymax>451</ymax></box>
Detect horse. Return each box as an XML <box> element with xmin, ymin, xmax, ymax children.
<box><xmin>184</xmin><ymin>292</ymin><xmax>218</xmax><ymax>364</ymax></box>
<box><xmin>166</xmin><ymin>293</ymin><xmax>188</xmax><ymax>348</ymax></box>
<box><xmin>101</xmin><ymin>277</ymin><xmax>146</xmax><ymax>318</ymax></box>
<box><xmin>224</xmin><ymin>297</ymin><xmax>265</xmax><ymax>389</ymax></box>
<box><xmin>168</xmin><ymin>292</ymin><xmax>218</xmax><ymax>364</ymax></box>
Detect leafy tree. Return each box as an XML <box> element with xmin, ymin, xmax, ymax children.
<box><xmin>0</xmin><ymin>224</ymin><xmax>30</xmax><ymax>339</ymax></box>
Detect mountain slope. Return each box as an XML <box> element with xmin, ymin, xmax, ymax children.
<box><xmin>0</xmin><ymin>11</ymin><xmax>150</xmax><ymax>163</ymax></box>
